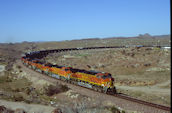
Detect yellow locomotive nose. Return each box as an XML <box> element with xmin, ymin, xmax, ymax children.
<box><xmin>110</xmin><ymin>78</ymin><xmax>114</xmax><ymax>86</ymax></box>
<box><xmin>105</xmin><ymin>78</ymin><xmax>114</xmax><ymax>88</ymax></box>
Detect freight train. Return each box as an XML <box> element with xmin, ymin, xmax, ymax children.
<box><xmin>21</xmin><ymin>48</ymin><xmax>117</xmax><ymax>94</ymax></box>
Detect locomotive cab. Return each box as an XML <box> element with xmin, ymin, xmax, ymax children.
<box><xmin>102</xmin><ymin>73</ymin><xmax>114</xmax><ymax>87</ymax></box>
<box><xmin>62</xmin><ymin>67</ymin><xmax>72</xmax><ymax>72</ymax></box>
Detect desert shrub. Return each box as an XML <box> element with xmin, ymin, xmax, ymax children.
<box><xmin>52</xmin><ymin>108</ymin><xmax>62</xmax><ymax>113</ymax></box>
<box><xmin>24</xmin><ymin>99</ymin><xmax>32</xmax><ymax>104</ymax></box>
<box><xmin>121</xmin><ymin>110</ymin><xmax>125</xmax><ymax>113</ymax></box>
<box><xmin>0</xmin><ymin>106</ymin><xmax>14</xmax><ymax>113</ymax></box>
<box><xmin>45</xmin><ymin>85</ymin><xmax>60</xmax><ymax>96</ymax></box>
<box><xmin>45</xmin><ymin>84</ymin><xmax>69</xmax><ymax>96</ymax></box>
<box><xmin>111</xmin><ymin>106</ymin><xmax>121</xmax><ymax>113</ymax></box>
<box><xmin>15</xmin><ymin>108</ymin><xmax>26</xmax><ymax>113</ymax></box>
<box><xmin>13</xmin><ymin>94</ymin><xmax>24</xmax><ymax>101</ymax></box>
<box><xmin>121</xmin><ymin>50</ymin><xmax>126</xmax><ymax>55</ymax></box>
<box><xmin>17</xmin><ymin>65</ymin><xmax>22</xmax><ymax>69</ymax></box>
<box><xmin>0</xmin><ymin>76</ymin><xmax>12</xmax><ymax>83</ymax></box>
<box><xmin>0</xmin><ymin>106</ymin><xmax>6</xmax><ymax>112</ymax></box>
<box><xmin>130</xmin><ymin>53</ymin><xmax>135</xmax><ymax>57</ymax></box>
<box><xmin>24</xmin><ymin>87</ymin><xmax>32</xmax><ymax>95</ymax></box>
<box><xmin>60</xmin><ymin>84</ymin><xmax>69</xmax><ymax>92</ymax></box>
<box><xmin>144</xmin><ymin>63</ymin><xmax>151</xmax><ymax>67</ymax></box>
<box><xmin>0</xmin><ymin>76</ymin><xmax>6</xmax><ymax>83</ymax></box>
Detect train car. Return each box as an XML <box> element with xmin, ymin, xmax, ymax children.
<box><xmin>33</xmin><ymin>61</ymin><xmax>44</xmax><ymax>73</ymax></box>
<box><xmin>46</xmin><ymin>65</ymin><xmax>73</xmax><ymax>80</ymax></box>
<box><xmin>41</xmin><ymin>64</ymin><xmax>51</xmax><ymax>75</ymax></box>
<box><xmin>21</xmin><ymin>57</ymin><xmax>29</xmax><ymax>66</ymax></box>
<box><xmin>29</xmin><ymin>60</ymin><xmax>39</xmax><ymax>70</ymax></box>
<box><xmin>70</xmin><ymin>69</ymin><xmax>115</xmax><ymax>93</ymax></box>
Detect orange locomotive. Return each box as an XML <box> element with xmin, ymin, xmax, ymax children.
<box><xmin>21</xmin><ymin>57</ymin><xmax>116</xmax><ymax>93</ymax></box>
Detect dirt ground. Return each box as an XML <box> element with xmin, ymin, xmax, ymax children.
<box><xmin>0</xmin><ymin>100</ymin><xmax>55</xmax><ymax>113</ymax></box>
<box><xmin>0</xmin><ymin>35</ymin><xmax>170</xmax><ymax>113</ymax></box>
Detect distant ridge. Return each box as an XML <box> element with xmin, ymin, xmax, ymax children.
<box><xmin>74</xmin><ymin>34</ymin><xmax>170</xmax><ymax>41</ymax></box>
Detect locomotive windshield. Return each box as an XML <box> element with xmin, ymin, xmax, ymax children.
<box><xmin>102</xmin><ymin>74</ymin><xmax>112</xmax><ymax>79</ymax></box>
<box><xmin>65</xmin><ymin>69</ymin><xmax>69</xmax><ymax>71</ymax></box>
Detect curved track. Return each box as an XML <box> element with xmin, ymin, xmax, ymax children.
<box><xmin>22</xmin><ymin>46</ymin><xmax>171</xmax><ymax>112</ymax></box>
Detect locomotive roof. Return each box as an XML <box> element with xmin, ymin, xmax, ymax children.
<box><xmin>34</xmin><ymin>61</ymin><xmax>44</xmax><ymax>64</ymax></box>
<box><xmin>45</xmin><ymin>64</ymin><xmax>63</xmax><ymax>68</ymax></box>
<box><xmin>52</xmin><ymin>65</ymin><xmax>63</xmax><ymax>68</ymax></box>
<box><xmin>71</xmin><ymin>68</ymin><xmax>100</xmax><ymax>75</ymax></box>
<box><xmin>27</xmin><ymin>59</ymin><xmax>112</xmax><ymax>78</ymax></box>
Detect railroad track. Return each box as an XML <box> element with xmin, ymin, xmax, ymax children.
<box><xmin>113</xmin><ymin>94</ymin><xmax>170</xmax><ymax>111</ymax></box>
<box><xmin>22</xmin><ymin>45</ymin><xmax>171</xmax><ymax>112</ymax></box>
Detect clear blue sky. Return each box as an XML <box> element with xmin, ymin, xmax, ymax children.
<box><xmin>0</xmin><ymin>0</ymin><xmax>170</xmax><ymax>43</ymax></box>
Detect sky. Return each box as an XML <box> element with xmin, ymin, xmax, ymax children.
<box><xmin>0</xmin><ymin>0</ymin><xmax>170</xmax><ymax>43</ymax></box>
